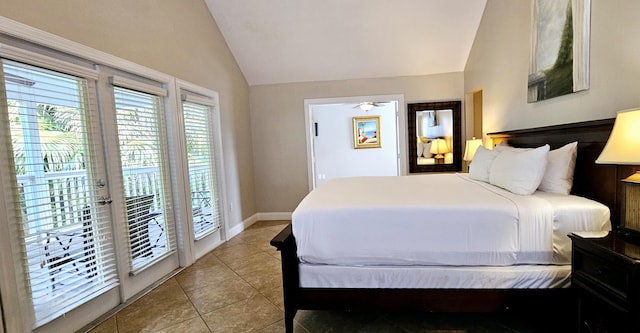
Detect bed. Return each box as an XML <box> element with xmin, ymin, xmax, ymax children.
<box><xmin>271</xmin><ymin>118</ymin><xmax>628</xmax><ymax>333</ymax></box>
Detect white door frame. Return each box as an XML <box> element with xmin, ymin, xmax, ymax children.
<box><xmin>303</xmin><ymin>94</ymin><xmax>406</xmax><ymax>191</ymax></box>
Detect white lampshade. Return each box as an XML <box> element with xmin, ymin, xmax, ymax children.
<box><xmin>596</xmin><ymin>108</ymin><xmax>640</xmax><ymax>182</ymax></box>
<box><xmin>429</xmin><ymin>138</ymin><xmax>449</xmax><ymax>157</ymax></box>
<box><xmin>463</xmin><ymin>138</ymin><xmax>483</xmax><ymax>161</ymax></box>
<box><xmin>596</xmin><ymin>108</ymin><xmax>640</xmax><ymax>164</ymax></box>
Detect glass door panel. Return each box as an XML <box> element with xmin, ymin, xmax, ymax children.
<box><xmin>113</xmin><ymin>86</ymin><xmax>176</xmax><ymax>273</ymax></box>
<box><xmin>182</xmin><ymin>100</ymin><xmax>222</xmax><ymax>239</ymax></box>
<box><xmin>1</xmin><ymin>60</ymin><xmax>118</xmax><ymax>328</ymax></box>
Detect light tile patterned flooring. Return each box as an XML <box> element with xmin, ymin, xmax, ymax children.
<box><xmin>86</xmin><ymin>220</ymin><xmax>571</xmax><ymax>333</ymax></box>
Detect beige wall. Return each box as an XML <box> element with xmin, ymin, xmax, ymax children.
<box><xmin>10</xmin><ymin>0</ymin><xmax>634</xmax><ymax>217</ymax></box>
<box><xmin>253</xmin><ymin>0</ymin><xmax>640</xmax><ymax>214</ymax></box>
<box><xmin>465</xmin><ymin>0</ymin><xmax>640</xmax><ymax>135</ymax></box>
<box><xmin>1</xmin><ymin>0</ymin><xmax>256</xmax><ymax>225</ymax></box>
<box><xmin>250</xmin><ymin>73</ymin><xmax>464</xmax><ymax>212</ymax></box>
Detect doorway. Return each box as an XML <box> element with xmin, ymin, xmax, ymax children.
<box><xmin>304</xmin><ymin>95</ymin><xmax>405</xmax><ymax>190</ymax></box>
<box><xmin>463</xmin><ymin>89</ymin><xmax>483</xmax><ymax>171</ymax></box>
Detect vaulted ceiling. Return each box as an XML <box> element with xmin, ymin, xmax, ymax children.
<box><xmin>205</xmin><ymin>0</ymin><xmax>488</xmax><ymax>86</ymax></box>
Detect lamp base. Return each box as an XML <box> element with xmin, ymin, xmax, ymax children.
<box><xmin>623</xmin><ymin>171</ymin><xmax>640</xmax><ymax>184</ymax></box>
<box><xmin>617</xmin><ymin>227</ymin><xmax>640</xmax><ymax>245</ymax></box>
<box><xmin>621</xmin><ymin>176</ymin><xmax>640</xmax><ymax>240</ymax></box>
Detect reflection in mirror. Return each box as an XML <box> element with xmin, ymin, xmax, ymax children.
<box><xmin>416</xmin><ymin>109</ymin><xmax>453</xmax><ymax>165</ymax></box>
<box><xmin>408</xmin><ymin>101</ymin><xmax>461</xmax><ymax>173</ymax></box>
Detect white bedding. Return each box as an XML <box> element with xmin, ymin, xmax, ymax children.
<box><xmin>292</xmin><ymin>173</ymin><xmax>610</xmax><ymax>267</ymax></box>
<box><xmin>299</xmin><ymin>263</ymin><xmax>571</xmax><ymax>289</ymax></box>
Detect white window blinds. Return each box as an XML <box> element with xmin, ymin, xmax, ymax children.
<box><xmin>112</xmin><ymin>84</ymin><xmax>176</xmax><ymax>272</ymax></box>
<box><xmin>181</xmin><ymin>94</ymin><xmax>223</xmax><ymax>239</ymax></box>
<box><xmin>0</xmin><ymin>59</ymin><xmax>118</xmax><ymax>327</ymax></box>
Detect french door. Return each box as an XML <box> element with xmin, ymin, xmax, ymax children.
<box><xmin>0</xmin><ymin>58</ymin><xmax>121</xmax><ymax>330</ymax></box>
<box><xmin>0</xmin><ymin>22</ymin><xmax>227</xmax><ymax>332</ymax></box>
<box><xmin>178</xmin><ymin>87</ymin><xmax>226</xmax><ymax>258</ymax></box>
<box><xmin>103</xmin><ymin>77</ymin><xmax>179</xmax><ymax>299</ymax></box>
<box><xmin>0</xmin><ymin>54</ymin><xmax>179</xmax><ymax>330</ymax></box>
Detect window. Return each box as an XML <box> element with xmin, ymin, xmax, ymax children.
<box><xmin>0</xmin><ymin>20</ymin><xmax>226</xmax><ymax>331</ymax></box>
<box><xmin>112</xmin><ymin>83</ymin><xmax>176</xmax><ymax>272</ymax></box>
<box><xmin>0</xmin><ymin>59</ymin><xmax>118</xmax><ymax>326</ymax></box>
<box><xmin>181</xmin><ymin>94</ymin><xmax>223</xmax><ymax>239</ymax></box>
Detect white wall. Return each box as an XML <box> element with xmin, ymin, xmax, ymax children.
<box><xmin>465</xmin><ymin>0</ymin><xmax>640</xmax><ymax>135</ymax></box>
<box><xmin>418</xmin><ymin>110</ymin><xmax>453</xmax><ymax>138</ymax></box>
<box><xmin>311</xmin><ymin>102</ymin><xmax>399</xmax><ymax>188</ymax></box>
<box><xmin>250</xmin><ymin>72</ymin><xmax>464</xmax><ymax>212</ymax></box>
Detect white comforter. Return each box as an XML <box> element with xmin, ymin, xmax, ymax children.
<box><xmin>292</xmin><ymin>173</ymin><xmax>610</xmax><ymax>266</ymax></box>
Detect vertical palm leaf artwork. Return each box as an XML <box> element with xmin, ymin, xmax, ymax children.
<box><xmin>528</xmin><ymin>0</ymin><xmax>590</xmax><ymax>103</ymax></box>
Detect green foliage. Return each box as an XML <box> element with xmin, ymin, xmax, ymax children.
<box><xmin>9</xmin><ymin>102</ymin><xmax>86</xmax><ymax>174</ymax></box>
<box><xmin>116</xmin><ymin>107</ymin><xmax>159</xmax><ymax>167</ymax></box>
<box><xmin>544</xmin><ymin>1</ymin><xmax>574</xmax><ymax>99</ymax></box>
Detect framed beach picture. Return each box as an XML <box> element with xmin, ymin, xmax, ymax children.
<box><xmin>353</xmin><ymin>116</ymin><xmax>381</xmax><ymax>149</ymax></box>
<box><xmin>528</xmin><ymin>0</ymin><xmax>590</xmax><ymax>103</ymax></box>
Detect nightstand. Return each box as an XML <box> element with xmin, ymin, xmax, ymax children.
<box><xmin>570</xmin><ymin>231</ymin><xmax>640</xmax><ymax>332</ymax></box>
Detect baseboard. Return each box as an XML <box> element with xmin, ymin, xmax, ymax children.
<box><xmin>255</xmin><ymin>212</ymin><xmax>292</xmax><ymax>221</ymax></box>
<box><xmin>225</xmin><ymin>212</ymin><xmax>292</xmax><ymax>240</ymax></box>
<box><xmin>226</xmin><ymin>217</ymin><xmax>254</xmax><ymax>240</ymax></box>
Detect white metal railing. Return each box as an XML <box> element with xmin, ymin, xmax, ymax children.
<box><xmin>16</xmin><ymin>164</ymin><xmax>210</xmax><ymax>232</ymax></box>
<box><xmin>122</xmin><ymin>166</ymin><xmax>164</xmax><ymax>212</ymax></box>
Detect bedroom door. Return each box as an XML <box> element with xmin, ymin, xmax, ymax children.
<box><xmin>310</xmin><ymin>100</ymin><xmax>400</xmax><ymax>188</ymax></box>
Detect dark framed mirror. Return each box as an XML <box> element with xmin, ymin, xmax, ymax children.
<box><xmin>408</xmin><ymin>101</ymin><xmax>462</xmax><ymax>173</ymax></box>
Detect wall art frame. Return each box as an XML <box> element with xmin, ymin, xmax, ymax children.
<box><xmin>352</xmin><ymin>116</ymin><xmax>381</xmax><ymax>149</ymax></box>
<box><xmin>528</xmin><ymin>0</ymin><xmax>590</xmax><ymax>103</ymax></box>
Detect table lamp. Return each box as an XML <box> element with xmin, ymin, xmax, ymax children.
<box><xmin>463</xmin><ymin>137</ymin><xmax>483</xmax><ymax>162</ymax></box>
<box><xmin>463</xmin><ymin>137</ymin><xmax>483</xmax><ymax>172</ymax></box>
<box><xmin>596</xmin><ymin>108</ymin><xmax>640</xmax><ymax>238</ymax></box>
<box><xmin>430</xmin><ymin>138</ymin><xmax>450</xmax><ymax>164</ymax></box>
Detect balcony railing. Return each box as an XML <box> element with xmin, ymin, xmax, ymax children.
<box><xmin>16</xmin><ymin>163</ymin><xmax>211</xmax><ymax>234</ymax></box>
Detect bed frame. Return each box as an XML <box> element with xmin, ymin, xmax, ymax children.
<box><xmin>271</xmin><ymin>118</ymin><xmax>631</xmax><ymax>332</ymax></box>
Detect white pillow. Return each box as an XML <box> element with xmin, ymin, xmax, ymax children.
<box><xmin>494</xmin><ymin>142</ymin><xmax>578</xmax><ymax>194</ymax></box>
<box><xmin>538</xmin><ymin>141</ymin><xmax>577</xmax><ymax>195</ymax></box>
<box><xmin>489</xmin><ymin>144</ymin><xmax>550</xmax><ymax>195</ymax></box>
<box><xmin>469</xmin><ymin>146</ymin><xmax>499</xmax><ymax>182</ymax></box>
<box><xmin>422</xmin><ymin>141</ymin><xmax>432</xmax><ymax>158</ymax></box>
<box><xmin>494</xmin><ymin>143</ymin><xmax>526</xmax><ymax>152</ymax></box>
<box><xmin>417</xmin><ymin>137</ymin><xmax>424</xmax><ymax>157</ymax></box>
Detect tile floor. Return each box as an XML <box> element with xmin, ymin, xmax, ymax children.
<box><xmin>86</xmin><ymin>220</ymin><xmax>573</xmax><ymax>333</ymax></box>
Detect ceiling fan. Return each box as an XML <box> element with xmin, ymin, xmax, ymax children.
<box><xmin>353</xmin><ymin>101</ymin><xmax>389</xmax><ymax>111</ymax></box>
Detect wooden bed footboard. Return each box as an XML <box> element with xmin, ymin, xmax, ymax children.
<box><xmin>270</xmin><ymin>224</ymin><xmax>300</xmax><ymax>331</ymax></box>
<box><xmin>271</xmin><ymin>225</ymin><xmax>575</xmax><ymax>332</ymax></box>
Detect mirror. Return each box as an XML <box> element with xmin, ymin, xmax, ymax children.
<box><xmin>407</xmin><ymin>101</ymin><xmax>462</xmax><ymax>173</ymax></box>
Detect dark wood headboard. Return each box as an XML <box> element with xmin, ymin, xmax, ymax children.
<box><xmin>488</xmin><ymin>118</ymin><xmax>637</xmax><ymax>228</ymax></box>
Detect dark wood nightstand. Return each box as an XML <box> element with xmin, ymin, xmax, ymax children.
<box><xmin>570</xmin><ymin>231</ymin><xmax>640</xmax><ymax>332</ymax></box>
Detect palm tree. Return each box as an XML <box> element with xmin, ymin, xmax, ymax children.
<box><xmin>8</xmin><ymin>101</ymin><xmax>85</xmax><ymax>174</ymax></box>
